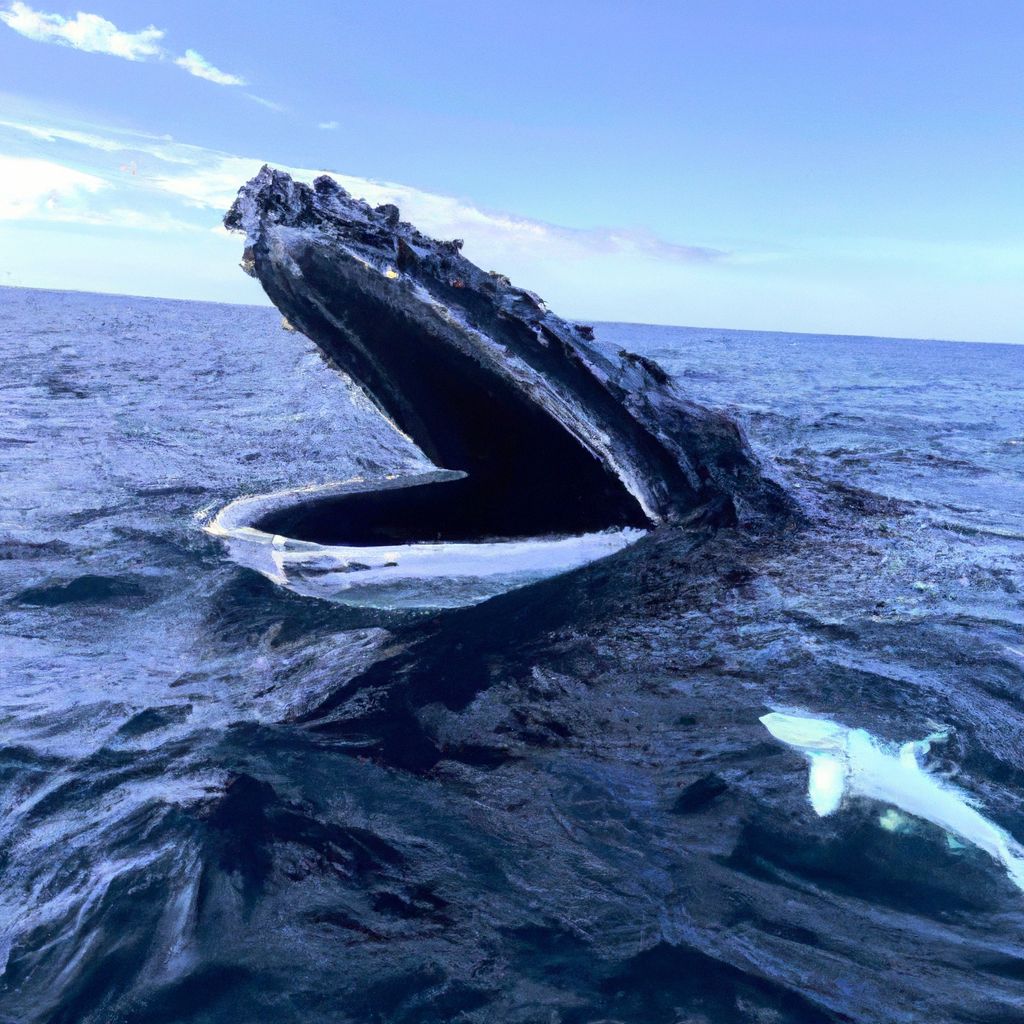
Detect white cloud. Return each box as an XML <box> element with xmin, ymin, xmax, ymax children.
<box><xmin>0</xmin><ymin>2</ymin><xmax>162</xmax><ymax>60</ymax></box>
<box><xmin>0</xmin><ymin>154</ymin><xmax>107</xmax><ymax>220</ymax></box>
<box><xmin>147</xmin><ymin>156</ymin><xmax>723</xmax><ymax>264</ymax></box>
<box><xmin>360</xmin><ymin>188</ymin><xmax>724</xmax><ymax>265</ymax></box>
<box><xmin>318</xmin><ymin>121</ymin><xmax>339</xmax><ymax>131</ymax></box>
<box><xmin>149</xmin><ymin>155</ymin><xmax>267</xmax><ymax>209</ymax></box>
<box><xmin>174</xmin><ymin>49</ymin><xmax>245</xmax><ymax>86</ymax></box>
<box><xmin>0</xmin><ymin>4</ymin><xmax>248</xmax><ymax>88</ymax></box>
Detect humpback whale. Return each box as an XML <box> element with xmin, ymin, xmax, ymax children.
<box><xmin>761</xmin><ymin>711</ymin><xmax>1024</xmax><ymax>891</ymax></box>
<box><xmin>213</xmin><ymin>166</ymin><xmax>793</xmax><ymax>607</ymax></box>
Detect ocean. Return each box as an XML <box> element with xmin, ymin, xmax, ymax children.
<box><xmin>2</xmin><ymin>284</ymin><xmax>1023</xmax><ymax>1023</ymax></box>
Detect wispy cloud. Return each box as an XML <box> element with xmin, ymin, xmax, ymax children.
<box><xmin>1</xmin><ymin>119</ymin><xmax>129</xmax><ymax>153</ymax></box>
<box><xmin>0</xmin><ymin>116</ymin><xmax>726</xmax><ymax>268</ymax></box>
<box><xmin>318</xmin><ymin>121</ymin><xmax>339</xmax><ymax>131</ymax></box>
<box><xmin>0</xmin><ymin>153</ymin><xmax>107</xmax><ymax>220</ymax></box>
<box><xmin>0</xmin><ymin>2</ymin><xmax>162</xmax><ymax>59</ymax></box>
<box><xmin>174</xmin><ymin>48</ymin><xmax>245</xmax><ymax>86</ymax></box>
<box><xmin>146</xmin><ymin>152</ymin><xmax>725</xmax><ymax>264</ymax></box>
<box><xmin>246</xmin><ymin>94</ymin><xmax>286</xmax><ymax>113</ymax></box>
<box><xmin>1</xmin><ymin>3</ymin><xmax>250</xmax><ymax>90</ymax></box>
<box><xmin>0</xmin><ymin>118</ymin><xmax>200</xmax><ymax>165</ymax></box>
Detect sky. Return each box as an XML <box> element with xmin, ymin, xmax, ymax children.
<box><xmin>1</xmin><ymin>1</ymin><xmax>1022</xmax><ymax>342</ymax></box>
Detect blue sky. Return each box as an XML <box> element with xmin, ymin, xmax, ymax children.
<box><xmin>1</xmin><ymin>1</ymin><xmax>1021</xmax><ymax>342</ymax></box>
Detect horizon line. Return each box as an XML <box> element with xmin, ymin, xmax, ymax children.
<box><xmin>1</xmin><ymin>281</ymin><xmax>1020</xmax><ymax>349</ymax></box>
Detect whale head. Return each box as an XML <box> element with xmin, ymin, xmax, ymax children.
<box><xmin>223</xmin><ymin>167</ymin><xmax>794</xmax><ymax>547</ymax></box>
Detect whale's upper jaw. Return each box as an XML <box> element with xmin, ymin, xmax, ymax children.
<box><xmin>225</xmin><ymin>166</ymin><xmax>794</xmax><ymax>537</ymax></box>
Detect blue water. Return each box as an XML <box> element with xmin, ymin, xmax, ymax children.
<box><xmin>2</xmin><ymin>286</ymin><xmax>1023</xmax><ymax>1023</ymax></box>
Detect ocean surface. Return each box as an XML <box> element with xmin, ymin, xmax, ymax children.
<box><xmin>2</xmin><ymin>284</ymin><xmax>1023</xmax><ymax>1023</ymax></box>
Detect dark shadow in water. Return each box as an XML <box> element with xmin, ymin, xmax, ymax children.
<box><xmin>291</xmin><ymin>527</ymin><xmax>712</xmax><ymax>770</ymax></box>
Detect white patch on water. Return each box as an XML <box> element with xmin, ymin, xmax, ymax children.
<box><xmin>761</xmin><ymin>710</ymin><xmax>1024</xmax><ymax>892</ymax></box>
<box><xmin>807</xmin><ymin>752</ymin><xmax>846</xmax><ymax>815</ymax></box>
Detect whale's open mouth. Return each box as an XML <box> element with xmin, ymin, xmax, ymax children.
<box><xmin>213</xmin><ymin>167</ymin><xmax>793</xmax><ymax>606</ymax></box>
<box><xmin>252</xmin><ymin>469</ymin><xmax>644</xmax><ymax>546</ymax></box>
<box><xmin>206</xmin><ymin>470</ymin><xmax>647</xmax><ymax>610</ymax></box>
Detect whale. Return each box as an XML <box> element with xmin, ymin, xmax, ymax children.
<box><xmin>213</xmin><ymin>166</ymin><xmax>794</xmax><ymax>607</ymax></box>
<box><xmin>760</xmin><ymin>710</ymin><xmax>1024</xmax><ymax>891</ymax></box>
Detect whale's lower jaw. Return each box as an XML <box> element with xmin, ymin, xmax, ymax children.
<box><xmin>206</xmin><ymin>472</ymin><xmax>647</xmax><ymax>609</ymax></box>
<box><xmin>224</xmin><ymin>167</ymin><xmax>796</xmax><ymax>549</ymax></box>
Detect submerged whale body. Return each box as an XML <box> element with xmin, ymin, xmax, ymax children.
<box><xmin>217</xmin><ymin>166</ymin><xmax>793</xmax><ymax>606</ymax></box>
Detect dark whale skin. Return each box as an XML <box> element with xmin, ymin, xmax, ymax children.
<box><xmin>225</xmin><ymin>166</ymin><xmax>795</xmax><ymax>537</ymax></box>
